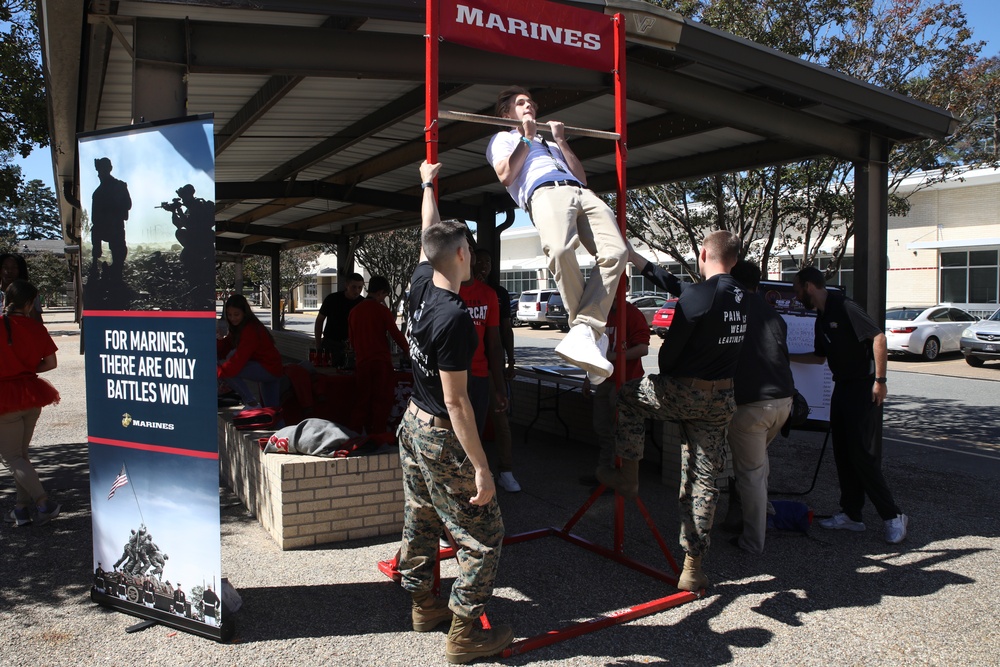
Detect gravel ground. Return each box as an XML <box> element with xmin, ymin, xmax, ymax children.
<box><xmin>2</xmin><ymin>310</ymin><xmax>998</xmax><ymax>667</ymax></box>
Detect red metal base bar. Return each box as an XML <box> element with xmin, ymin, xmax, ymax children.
<box><xmin>376</xmin><ymin>482</ymin><xmax>704</xmax><ymax>658</ymax></box>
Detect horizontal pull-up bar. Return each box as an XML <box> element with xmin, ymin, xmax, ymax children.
<box><xmin>439</xmin><ymin>109</ymin><xmax>620</xmax><ymax>141</ymax></box>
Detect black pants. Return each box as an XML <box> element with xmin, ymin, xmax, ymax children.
<box><xmin>830</xmin><ymin>378</ymin><xmax>901</xmax><ymax>521</ymax></box>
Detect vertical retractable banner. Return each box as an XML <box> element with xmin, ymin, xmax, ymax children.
<box><xmin>79</xmin><ymin>115</ymin><xmax>230</xmax><ymax>641</ymax></box>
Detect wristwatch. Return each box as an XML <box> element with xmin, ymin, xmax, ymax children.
<box><xmin>420</xmin><ymin>181</ymin><xmax>434</xmax><ymax>190</ymax></box>
<box><xmin>874</xmin><ymin>377</ymin><xmax>887</xmax><ymax>384</ymax></box>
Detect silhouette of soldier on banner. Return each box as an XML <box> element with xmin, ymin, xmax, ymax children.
<box><xmin>91</xmin><ymin>157</ymin><xmax>132</xmax><ymax>276</ymax></box>
<box><xmin>165</xmin><ymin>184</ymin><xmax>215</xmax><ymax>305</ymax></box>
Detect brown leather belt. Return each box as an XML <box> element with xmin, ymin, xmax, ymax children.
<box><xmin>408</xmin><ymin>401</ymin><xmax>452</xmax><ymax>429</ymax></box>
<box><xmin>673</xmin><ymin>376</ymin><xmax>734</xmax><ymax>392</ymax></box>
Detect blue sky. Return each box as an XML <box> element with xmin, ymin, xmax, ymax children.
<box><xmin>11</xmin><ymin>0</ymin><xmax>999</xmax><ymax>227</ymax></box>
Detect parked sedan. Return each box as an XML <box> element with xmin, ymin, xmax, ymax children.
<box><xmin>884</xmin><ymin>305</ymin><xmax>978</xmax><ymax>360</ymax></box>
<box><xmin>960</xmin><ymin>308</ymin><xmax>1000</xmax><ymax>367</ymax></box>
<box><xmin>626</xmin><ymin>294</ymin><xmax>670</xmax><ymax>328</ymax></box>
<box><xmin>651</xmin><ymin>298</ymin><xmax>679</xmax><ymax>339</ymax></box>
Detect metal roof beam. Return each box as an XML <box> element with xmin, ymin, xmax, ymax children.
<box><xmin>629</xmin><ymin>62</ymin><xmax>869</xmax><ymax>162</ymax></box>
<box><xmin>256</xmin><ymin>83</ymin><xmax>466</xmax><ymax>184</ymax></box>
<box><xmin>214</xmin><ymin>14</ymin><xmax>368</xmax><ymax>157</ymax></box>
<box><xmin>229</xmin><ymin>88</ymin><xmax>600</xmax><ymax>241</ymax></box>
<box><xmin>588</xmin><ymin>140</ymin><xmax>823</xmax><ymax>191</ymax></box>
<box><xmin>215</xmin><ymin>75</ymin><xmax>303</xmax><ymax>156</ymax></box>
<box><xmin>217</xmin><ymin>180</ymin><xmax>481</xmax><ymax>220</ymax></box>
<box><xmin>133</xmin><ymin>18</ymin><xmax>606</xmax><ymax>88</ymax></box>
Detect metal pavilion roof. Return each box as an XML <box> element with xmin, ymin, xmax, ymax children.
<box><xmin>38</xmin><ymin>0</ymin><xmax>957</xmax><ymax>260</ymax></box>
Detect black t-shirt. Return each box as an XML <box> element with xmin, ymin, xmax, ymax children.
<box><xmin>813</xmin><ymin>290</ymin><xmax>882</xmax><ymax>381</ymax></box>
<box><xmin>733</xmin><ymin>292</ymin><xmax>795</xmax><ymax>405</ymax></box>
<box><xmin>406</xmin><ymin>262</ymin><xmax>479</xmax><ymax>418</ymax></box>
<box><xmin>641</xmin><ymin>262</ymin><xmax>747</xmax><ymax>380</ymax></box>
<box><xmin>319</xmin><ymin>290</ymin><xmax>363</xmax><ymax>342</ymax></box>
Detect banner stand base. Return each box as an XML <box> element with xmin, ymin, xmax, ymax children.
<box><xmin>92</xmin><ymin>589</ymin><xmax>234</xmax><ymax>643</ymax></box>
<box><xmin>125</xmin><ymin>619</ymin><xmax>158</xmax><ymax>634</ymax></box>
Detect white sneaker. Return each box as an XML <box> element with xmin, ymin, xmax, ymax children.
<box><xmin>818</xmin><ymin>512</ymin><xmax>866</xmax><ymax>532</ymax></box>
<box><xmin>498</xmin><ymin>472</ymin><xmax>521</xmax><ymax>493</ymax></box>
<box><xmin>555</xmin><ymin>324</ymin><xmax>613</xmax><ymax>378</ymax></box>
<box><xmin>884</xmin><ymin>513</ymin><xmax>908</xmax><ymax>544</ymax></box>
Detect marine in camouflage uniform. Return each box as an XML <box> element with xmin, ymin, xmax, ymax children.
<box><xmin>600</xmin><ymin>233</ymin><xmax>744</xmax><ymax>591</ymax></box>
<box><xmin>616</xmin><ymin>375</ymin><xmax>736</xmax><ymax>557</ymax></box>
<box><xmin>394</xmin><ymin>160</ymin><xmax>513</xmax><ymax>663</ymax></box>
<box><xmin>397</xmin><ymin>410</ymin><xmax>504</xmax><ymax>619</ymax></box>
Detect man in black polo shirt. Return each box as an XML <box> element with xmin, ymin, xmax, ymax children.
<box><xmin>396</xmin><ymin>160</ymin><xmax>512</xmax><ymax>664</ymax></box>
<box><xmin>792</xmin><ymin>266</ymin><xmax>908</xmax><ymax>544</ymax></box>
<box><xmin>314</xmin><ymin>272</ymin><xmax>364</xmax><ymax>366</ymax></box>
<box><xmin>598</xmin><ymin>231</ymin><xmax>746</xmax><ymax>592</ymax></box>
<box><xmin>727</xmin><ymin>260</ymin><xmax>794</xmax><ymax>554</ymax></box>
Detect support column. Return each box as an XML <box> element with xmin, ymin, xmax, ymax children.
<box><xmin>476</xmin><ymin>199</ymin><xmax>501</xmax><ymax>284</ymax></box>
<box><xmin>336</xmin><ymin>236</ymin><xmax>353</xmax><ymax>283</ymax></box>
<box><xmin>271</xmin><ymin>251</ymin><xmax>282</xmax><ymax>329</ymax></box>
<box><xmin>853</xmin><ymin>135</ymin><xmax>890</xmax><ymax>324</ymax></box>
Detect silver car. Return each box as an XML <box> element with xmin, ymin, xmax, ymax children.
<box><xmin>961</xmin><ymin>308</ymin><xmax>1000</xmax><ymax>367</ymax></box>
<box><xmin>626</xmin><ymin>294</ymin><xmax>670</xmax><ymax>328</ymax></box>
<box><xmin>884</xmin><ymin>305</ymin><xmax>977</xmax><ymax>361</ymax></box>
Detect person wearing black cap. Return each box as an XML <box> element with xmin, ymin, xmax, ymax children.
<box><xmin>792</xmin><ymin>266</ymin><xmax>908</xmax><ymax>545</ymax></box>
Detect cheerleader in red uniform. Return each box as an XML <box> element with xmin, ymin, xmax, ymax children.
<box><xmin>0</xmin><ymin>280</ymin><xmax>61</xmax><ymax>527</ymax></box>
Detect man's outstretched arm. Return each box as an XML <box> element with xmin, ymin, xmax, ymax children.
<box><xmin>419</xmin><ymin>160</ymin><xmax>442</xmax><ymax>262</ymax></box>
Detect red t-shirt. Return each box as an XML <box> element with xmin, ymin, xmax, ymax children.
<box><xmin>348</xmin><ymin>298</ymin><xmax>409</xmax><ymax>366</ymax></box>
<box><xmin>0</xmin><ymin>315</ymin><xmax>60</xmax><ymax>413</ymax></box>
<box><xmin>217</xmin><ymin>320</ymin><xmax>283</xmax><ymax>378</ymax></box>
<box><xmin>605</xmin><ymin>302</ymin><xmax>650</xmax><ymax>381</ymax></box>
<box><xmin>458</xmin><ymin>279</ymin><xmax>500</xmax><ymax>378</ymax></box>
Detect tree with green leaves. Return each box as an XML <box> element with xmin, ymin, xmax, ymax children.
<box><xmin>0</xmin><ymin>179</ymin><xmax>61</xmax><ymax>239</ymax></box>
<box><xmin>352</xmin><ymin>227</ymin><xmax>421</xmax><ymax>318</ymax></box>
<box><xmin>0</xmin><ymin>1</ymin><xmax>48</xmax><ymax>203</ymax></box>
<box><xmin>279</xmin><ymin>245</ymin><xmax>322</xmax><ymax>314</ymax></box>
<box><xmin>25</xmin><ymin>250</ymin><xmax>67</xmax><ymax>305</ymax></box>
<box><xmin>630</xmin><ymin>0</ymin><xmax>999</xmax><ymax>279</ymax></box>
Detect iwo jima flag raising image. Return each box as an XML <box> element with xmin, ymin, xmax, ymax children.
<box><xmin>79</xmin><ymin>115</ymin><xmax>229</xmax><ymax>640</ymax></box>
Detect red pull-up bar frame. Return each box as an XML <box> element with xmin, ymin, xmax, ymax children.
<box><xmin>378</xmin><ymin>0</ymin><xmax>701</xmax><ymax>658</ymax></box>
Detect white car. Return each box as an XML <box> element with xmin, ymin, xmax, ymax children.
<box><xmin>517</xmin><ymin>289</ymin><xmax>559</xmax><ymax>329</ymax></box>
<box><xmin>884</xmin><ymin>305</ymin><xmax>978</xmax><ymax>360</ymax></box>
<box><xmin>960</xmin><ymin>308</ymin><xmax>1000</xmax><ymax>367</ymax></box>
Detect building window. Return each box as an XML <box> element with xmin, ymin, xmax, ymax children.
<box><xmin>781</xmin><ymin>256</ymin><xmax>854</xmax><ymax>298</ymax></box>
<box><xmin>629</xmin><ymin>263</ymin><xmax>691</xmax><ymax>296</ymax></box>
<box><xmin>303</xmin><ymin>278</ymin><xmax>318</xmax><ymax>309</ymax></box>
<box><xmin>940</xmin><ymin>249</ymin><xmax>999</xmax><ymax>304</ymax></box>
<box><xmin>500</xmin><ymin>270</ymin><xmax>540</xmax><ymax>295</ymax></box>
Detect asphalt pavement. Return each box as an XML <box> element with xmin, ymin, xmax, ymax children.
<box><xmin>2</xmin><ymin>309</ymin><xmax>999</xmax><ymax>666</ymax></box>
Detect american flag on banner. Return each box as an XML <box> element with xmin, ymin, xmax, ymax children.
<box><xmin>108</xmin><ymin>466</ymin><xmax>129</xmax><ymax>500</ymax></box>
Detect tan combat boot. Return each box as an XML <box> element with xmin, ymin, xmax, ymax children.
<box><xmin>411</xmin><ymin>591</ymin><xmax>453</xmax><ymax>632</ymax></box>
<box><xmin>445</xmin><ymin>615</ymin><xmax>514</xmax><ymax>664</ymax></box>
<box><xmin>595</xmin><ymin>459</ymin><xmax>639</xmax><ymax>498</ymax></box>
<box><xmin>677</xmin><ymin>554</ymin><xmax>709</xmax><ymax>592</ymax></box>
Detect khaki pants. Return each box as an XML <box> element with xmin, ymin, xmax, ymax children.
<box><xmin>727</xmin><ymin>397</ymin><xmax>793</xmax><ymax>554</ymax></box>
<box><xmin>528</xmin><ymin>184</ymin><xmax>626</xmax><ymax>335</ymax></box>
<box><xmin>0</xmin><ymin>407</ymin><xmax>46</xmax><ymax>506</ymax></box>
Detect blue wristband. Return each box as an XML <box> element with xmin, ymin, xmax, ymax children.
<box><xmin>520</xmin><ymin>136</ymin><xmax>532</xmax><ymax>146</ymax></box>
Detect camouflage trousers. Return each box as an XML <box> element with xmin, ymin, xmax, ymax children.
<box><xmin>616</xmin><ymin>374</ymin><xmax>736</xmax><ymax>557</ymax></box>
<box><xmin>397</xmin><ymin>410</ymin><xmax>504</xmax><ymax>619</ymax></box>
